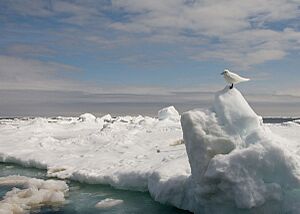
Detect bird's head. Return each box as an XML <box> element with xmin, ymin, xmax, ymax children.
<box><xmin>221</xmin><ymin>69</ymin><xmax>229</xmax><ymax>75</ymax></box>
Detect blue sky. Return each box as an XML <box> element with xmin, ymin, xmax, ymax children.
<box><xmin>1</xmin><ymin>0</ymin><xmax>300</xmax><ymax>116</ymax></box>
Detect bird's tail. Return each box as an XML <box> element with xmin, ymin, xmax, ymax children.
<box><xmin>240</xmin><ymin>77</ymin><xmax>250</xmax><ymax>82</ymax></box>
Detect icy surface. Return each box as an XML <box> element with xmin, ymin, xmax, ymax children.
<box><xmin>158</xmin><ymin>106</ymin><xmax>180</xmax><ymax>121</ymax></box>
<box><xmin>78</xmin><ymin>113</ymin><xmax>97</xmax><ymax>122</ymax></box>
<box><xmin>0</xmin><ymin>89</ymin><xmax>300</xmax><ymax>213</ymax></box>
<box><xmin>181</xmin><ymin>87</ymin><xmax>300</xmax><ymax>213</ymax></box>
<box><xmin>0</xmin><ymin>106</ymin><xmax>187</xmax><ymax>193</ymax></box>
<box><xmin>0</xmin><ymin>176</ymin><xmax>68</xmax><ymax>214</ymax></box>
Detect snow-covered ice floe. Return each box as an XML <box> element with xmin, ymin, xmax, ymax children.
<box><xmin>1</xmin><ymin>88</ymin><xmax>300</xmax><ymax>213</ymax></box>
<box><xmin>0</xmin><ymin>176</ymin><xmax>68</xmax><ymax>214</ymax></box>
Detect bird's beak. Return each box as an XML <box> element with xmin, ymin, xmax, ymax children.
<box><xmin>221</xmin><ymin>72</ymin><xmax>225</xmax><ymax>75</ymax></box>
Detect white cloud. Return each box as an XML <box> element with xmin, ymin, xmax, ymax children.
<box><xmin>0</xmin><ymin>55</ymin><xmax>82</xmax><ymax>91</ymax></box>
<box><xmin>3</xmin><ymin>0</ymin><xmax>300</xmax><ymax>68</ymax></box>
<box><xmin>275</xmin><ymin>88</ymin><xmax>300</xmax><ymax>97</ymax></box>
<box><xmin>0</xmin><ymin>55</ymin><xmax>203</xmax><ymax>95</ymax></box>
<box><xmin>192</xmin><ymin>28</ymin><xmax>300</xmax><ymax>68</ymax></box>
<box><xmin>111</xmin><ymin>0</ymin><xmax>300</xmax><ymax>68</ymax></box>
<box><xmin>5</xmin><ymin>43</ymin><xmax>55</xmax><ymax>56</ymax></box>
<box><xmin>111</xmin><ymin>0</ymin><xmax>299</xmax><ymax>35</ymax></box>
<box><xmin>2</xmin><ymin>0</ymin><xmax>300</xmax><ymax>116</ymax></box>
<box><xmin>5</xmin><ymin>0</ymin><xmax>54</xmax><ymax>17</ymax></box>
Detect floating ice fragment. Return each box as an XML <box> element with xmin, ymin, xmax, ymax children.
<box><xmin>0</xmin><ymin>176</ymin><xmax>68</xmax><ymax>214</ymax></box>
<box><xmin>95</xmin><ymin>198</ymin><xmax>123</xmax><ymax>209</ymax></box>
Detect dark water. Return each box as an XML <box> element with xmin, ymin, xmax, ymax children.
<box><xmin>0</xmin><ymin>163</ymin><xmax>191</xmax><ymax>214</ymax></box>
<box><xmin>262</xmin><ymin>117</ymin><xmax>300</xmax><ymax>124</ymax></box>
<box><xmin>2</xmin><ymin>116</ymin><xmax>299</xmax><ymax>123</ymax></box>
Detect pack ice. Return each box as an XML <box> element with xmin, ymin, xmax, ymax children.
<box><xmin>1</xmin><ymin>87</ymin><xmax>300</xmax><ymax>213</ymax></box>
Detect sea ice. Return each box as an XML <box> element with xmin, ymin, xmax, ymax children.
<box><xmin>180</xmin><ymin>86</ymin><xmax>300</xmax><ymax>212</ymax></box>
<box><xmin>0</xmin><ymin>106</ymin><xmax>185</xmax><ymax>193</ymax></box>
<box><xmin>78</xmin><ymin>113</ymin><xmax>97</xmax><ymax>122</ymax></box>
<box><xmin>158</xmin><ymin>106</ymin><xmax>180</xmax><ymax>121</ymax></box>
<box><xmin>95</xmin><ymin>198</ymin><xmax>123</xmax><ymax>209</ymax></box>
<box><xmin>0</xmin><ymin>87</ymin><xmax>300</xmax><ymax>213</ymax></box>
<box><xmin>0</xmin><ymin>176</ymin><xmax>68</xmax><ymax>214</ymax></box>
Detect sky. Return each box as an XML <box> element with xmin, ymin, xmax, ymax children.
<box><xmin>1</xmin><ymin>0</ymin><xmax>300</xmax><ymax>117</ymax></box>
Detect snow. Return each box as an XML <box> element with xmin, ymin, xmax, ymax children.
<box><xmin>157</xmin><ymin>106</ymin><xmax>180</xmax><ymax>121</ymax></box>
<box><xmin>0</xmin><ymin>106</ymin><xmax>185</xmax><ymax>193</ymax></box>
<box><xmin>95</xmin><ymin>198</ymin><xmax>123</xmax><ymax>209</ymax></box>
<box><xmin>181</xmin><ymin>86</ymin><xmax>300</xmax><ymax>212</ymax></box>
<box><xmin>78</xmin><ymin>113</ymin><xmax>96</xmax><ymax>122</ymax></box>
<box><xmin>267</xmin><ymin>121</ymin><xmax>300</xmax><ymax>155</ymax></box>
<box><xmin>0</xmin><ymin>176</ymin><xmax>68</xmax><ymax>214</ymax></box>
<box><xmin>0</xmin><ymin>87</ymin><xmax>300</xmax><ymax>213</ymax></box>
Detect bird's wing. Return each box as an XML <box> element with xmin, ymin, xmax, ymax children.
<box><xmin>228</xmin><ymin>72</ymin><xmax>250</xmax><ymax>82</ymax></box>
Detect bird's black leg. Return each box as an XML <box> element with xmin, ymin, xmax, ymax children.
<box><xmin>230</xmin><ymin>84</ymin><xmax>233</xmax><ymax>89</ymax></box>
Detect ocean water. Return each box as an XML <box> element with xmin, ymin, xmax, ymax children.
<box><xmin>262</xmin><ymin>117</ymin><xmax>300</xmax><ymax>124</ymax></box>
<box><xmin>0</xmin><ymin>163</ymin><xmax>191</xmax><ymax>214</ymax></box>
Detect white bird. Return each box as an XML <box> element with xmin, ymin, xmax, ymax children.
<box><xmin>221</xmin><ymin>69</ymin><xmax>250</xmax><ymax>89</ymax></box>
